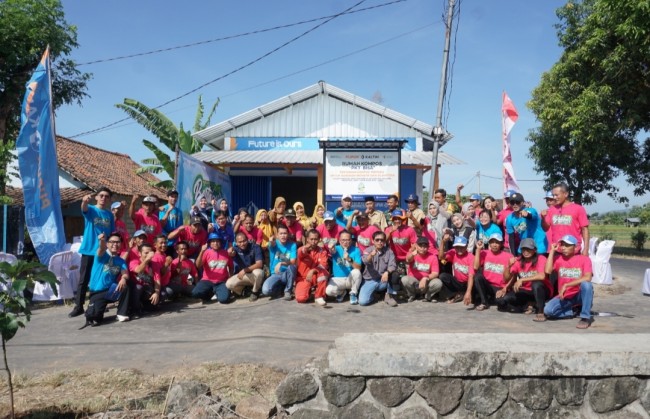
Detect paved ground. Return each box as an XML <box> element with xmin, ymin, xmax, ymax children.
<box><xmin>8</xmin><ymin>257</ymin><xmax>650</xmax><ymax>374</ymax></box>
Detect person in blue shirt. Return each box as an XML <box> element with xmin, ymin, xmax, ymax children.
<box><xmin>325</xmin><ymin>230</ymin><xmax>362</xmax><ymax>304</ymax></box>
<box><xmin>211</xmin><ymin>210</ymin><xmax>235</xmax><ymax>250</ymax></box>
<box><xmin>70</xmin><ymin>187</ymin><xmax>115</xmax><ymax>318</ymax></box>
<box><xmin>335</xmin><ymin>194</ymin><xmax>357</xmax><ymax>229</ymax></box>
<box><xmin>160</xmin><ymin>189</ymin><xmax>184</xmax><ymax>255</ymax></box>
<box><xmin>475</xmin><ymin>210</ymin><xmax>502</xmax><ymax>243</ymax></box>
<box><xmin>505</xmin><ymin>192</ymin><xmax>548</xmax><ymax>256</ymax></box>
<box><xmin>261</xmin><ymin>224</ymin><xmax>297</xmax><ymax>300</ymax></box>
<box><xmin>83</xmin><ymin>233</ymin><xmax>130</xmax><ymax>327</ymax></box>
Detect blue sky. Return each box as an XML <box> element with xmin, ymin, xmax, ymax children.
<box><xmin>54</xmin><ymin>0</ymin><xmax>646</xmax><ymax>213</ymax></box>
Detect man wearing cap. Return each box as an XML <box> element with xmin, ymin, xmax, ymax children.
<box><xmin>130</xmin><ymin>194</ymin><xmax>162</xmax><ymax>245</ymax></box>
<box><xmin>401</xmin><ymin>237</ymin><xmax>441</xmax><ymax>302</ymax></box>
<box><xmin>326</xmin><ymin>230</ymin><xmax>362</xmax><ymax>304</ymax></box>
<box><xmin>540</xmin><ymin>191</ymin><xmax>556</xmax><ymax>247</ymax></box>
<box><xmin>111</xmin><ymin>201</ymin><xmax>130</xmax><ymax>257</ymax></box>
<box><xmin>505</xmin><ymin>192</ymin><xmax>548</xmax><ymax>256</ymax></box>
<box><xmin>363</xmin><ymin>196</ymin><xmax>387</xmax><ymax>230</ymax></box>
<box><xmin>226</xmin><ymin>232</ymin><xmax>264</xmax><ymax>302</ymax></box>
<box><xmin>167</xmin><ymin>216</ymin><xmax>208</xmax><ymax>259</ymax></box>
<box><xmin>316</xmin><ymin>211</ymin><xmax>345</xmax><ymax>250</ymax></box>
<box><xmin>383</xmin><ymin>195</ymin><xmax>403</xmax><ymax>227</ymax></box>
<box><xmin>261</xmin><ymin>224</ymin><xmax>297</xmax><ymax>300</ymax></box>
<box><xmin>360</xmin><ymin>231</ymin><xmax>398</xmax><ymax>306</ymax></box>
<box><xmin>69</xmin><ymin>187</ymin><xmax>115</xmax><ymax>318</ymax></box>
<box><xmin>193</xmin><ymin>233</ymin><xmax>233</xmax><ymax>304</ymax></box>
<box><xmin>438</xmin><ymin>233</ymin><xmax>476</xmax><ymax>305</ymax></box>
<box><xmin>543</xmin><ymin>235</ymin><xmax>593</xmax><ymax>329</ymax></box>
<box><xmin>543</xmin><ymin>183</ymin><xmax>590</xmax><ymax>256</ymax></box>
<box><xmin>404</xmin><ymin>194</ymin><xmax>425</xmax><ymax>230</ymax></box>
<box><xmin>347</xmin><ymin>211</ymin><xmax>380</xmax><ymax>254</ymax></box>
<box><xmin>473</xmin><ymin>233</ymin><xmax>511</xmax><ymax>311</ymax></box>
<box><xmin>160</xmin><ymin>190</ymin><xmax>184</xmax><ymax>254</ymax></box>
<box><xmin>455</xmin><ymin>185</ymin><xmax>481</xmax><ymax>220</ymax></box>
<box><xmin>385</xmin><ymin>209</ymin><xmax>418</xmax><ymax>281</ymax></box>
<box><xmin>295</xmin><ymin>229</ymin><xmax>331</xmax><ymax>306</ymax></box>
<box><xmin>126</xmin><ymin>230</ymin><xmax>148</xmax><ymax>264</ymax></box>
<box><xmin>335</xmin><ymin>195</ymin><xmax>357</xmax><ymax>229</ymax></box>
<box><xmin>281</xmin><ymin>208</ymin><xmax>305</xmax><ymax>246</ymax></box>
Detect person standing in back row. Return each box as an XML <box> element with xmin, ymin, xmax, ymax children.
<box><xmin>542</xmin><ymin>183</ymin><xmax>590</xmax><ymax>256</ymax></box>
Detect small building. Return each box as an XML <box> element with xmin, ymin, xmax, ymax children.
<box><xmin>192</xmin><ymin>81</ymin><xmax>463</xmax><ymax>213</ymax></box>
<box><xmin>625</xmin><ymin>217</ymin><xmax>641</xmax><ymax>227</ymax></box>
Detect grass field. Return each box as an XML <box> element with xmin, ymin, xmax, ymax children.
<box><xmin>590</xmin><ymin>223</ymin><xmax>650</xmax><ymax>257</ymax></box>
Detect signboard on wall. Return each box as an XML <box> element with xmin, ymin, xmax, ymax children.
<box><xmin>324</xmin><ymin>150</ymin><xmax>399</xmax><ymax>200</ymax></box>
<box><xmin>176</xmin><ymin>151</ymin><xmax>231</xmax><ymax>221</ymax></box>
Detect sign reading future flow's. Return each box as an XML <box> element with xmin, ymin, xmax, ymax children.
<box><xmin>325</xmin><ymin>150</ymin><xmax>399</xmax><ymax>200</ymax></box>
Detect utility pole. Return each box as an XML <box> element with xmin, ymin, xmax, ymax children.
<box><xmin>428</xmin><ymin>0</ymin><xmax>456</xmax><ymax>197</ymax></box>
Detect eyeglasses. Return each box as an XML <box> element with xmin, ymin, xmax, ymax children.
<box><xmin>107</xmin><ymin>240</ymin><xmax>121</xmax><ymax>244</ymax></box>
<box><xmin>374</xmin><ymin>238</ymin><xmax>386</xmax><ymax>242</ymax></box>
<box><xmin>97</xmin><ymin>194</ymin><xmax>110</xmax><ymax>198</ymax></box>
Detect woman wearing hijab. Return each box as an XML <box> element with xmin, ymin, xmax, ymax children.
<box><xmin>422</xmin><ymin>199</ymin><xmax>449</xmax><ymax>249</ymax></box>
<box><xmin>293</xmin><ymin>201</ymin><xmax>312</xmax><ymax>232</ymax></box>
<box><xmin>268</xmin><ymin>196</ymin><xmax>287</xmax><ymax>227</ymax></box>
<box><xmin>310</xmin><ymin>204</ymin><xmax>325</xmax><ymax>228</ymax></box>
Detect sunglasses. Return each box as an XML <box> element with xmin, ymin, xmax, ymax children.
<box><xmin>374</xmin><ymin>238</ymin><xmax>386</xmax><ymax>242</ymax></box>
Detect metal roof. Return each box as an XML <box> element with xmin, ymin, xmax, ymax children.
<box><xmin>193</xmin><ymin>81</ymin><xmax>451</xmax><ymax>149</ymax></box>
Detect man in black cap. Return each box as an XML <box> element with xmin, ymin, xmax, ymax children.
<box><xmin>364</xmin><ymin>196</ymin><xmax>386</xmax><ymax>230</ymax></box>
<box><xmin>160</xmin><ymin>189</ymin><xmax>183</xmax><ymax>256</ymax></box>
<box><xmin>404</xmin><ymin>194</ymin><xmax>425</xmax><ymax>230</ymax></box>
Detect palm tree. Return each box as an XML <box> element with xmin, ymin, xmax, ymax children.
<box><xmin>116</xmin><ymin>96</ymin><xmax>218</xmax><ymax>189</ymax></box>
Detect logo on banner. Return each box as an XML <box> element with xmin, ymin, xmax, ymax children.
<box><xmin>192</xmin><ymin>175</ymin><xmax>223</xmax><ymax>205</ymax></box>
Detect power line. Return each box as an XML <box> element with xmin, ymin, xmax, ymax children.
<box><xmin>69</xmin><ymin>0</ymin><xmax>368</xmax><ymax>139</ymax></box>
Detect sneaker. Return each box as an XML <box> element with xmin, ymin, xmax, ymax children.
<box><xmin>249</xmin><ymin>292</ymin><xmax>259</xmax><ymax>302</ymax></box>
<box><xmin>116</xmin><ymin>315</ymin><xmax>129</xmax><ymax>322</ymax></box>
<box><xmin>350</xmin><ymin>294</ymin><xmax>358</xmax><ymax>305</ymax></box>
<box><xmin>68</xmin><ymin>306</ymin><xmax>84</xmax><ymax>318</ymax></box>
<box><xmin>384</xmin><ymin>293</ymin><xmax>398</xmax><ymax>307</ymax></box>
<box><xmin>336</xmin><ymin>290</ymin><xmax>347</xmax><ymax>303</ymax></box>
<box><xmin>407</xmin><ymin>295</ymin><xmax>416</xmax><ymax>303</ymax></box>
<box><xmin>283</xmin><ymin>291</ymin><xmax>293</xmax><ymax>301</ymax></box>
<box><xmin>315</xmin><ymin>297</ymin><xmax>327</xmax><ymax>306</ymax></box>
<box><xmin>211</xmin><ymin>295</ymin><xmax>218</xmax><ymax>301</ymax></box>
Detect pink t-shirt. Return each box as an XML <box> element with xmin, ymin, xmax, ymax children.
<box><xmin>151</xmin><ymin>252</ymin><xmax>171</xmax><ymax>287</ymax></box>
<box><xmin>407</xmin><ymin>251</ymin><xmax>439</xmax><ymax>280</ymax></box>
<box><xmin>128</xmin><ymin>257</ymin><xmax>151</xmax><ymax>286</ymax></box>
<box><xmin>239</xmin><ymin>225</ymin><xmax>263</xmax><ymax>245</ymax></box>
<box><xmin>385</xmin><ymin>226</ymin><xmax>418</xmax><ymax>262</ymax></box>
<box><xmin>479</xmin><ymin>250</ymin><xmax>511</xmax><ymax>287</ymax></box>
<box><xmin>317</xmin><ymin>224</ymin><xmax>344</xmax><ymax>247</ymax></box>
<box><xmin>444</xmin><ymin>249</ymin><xmax>475</xmax><ymax>283</ymax></box>
<box><xmin>176</xmin><ymin>226</ymin><xmax>208</xmax><ymax>258</ymax></box>
<box><xmin>510</xmin><ymin>255</ymin><xmax>552</xmax><ymax>294</ymax></box>
<box><xmin>171</xmin><ymin>258</ymin><xmax>198</xmax><ymax>287</ymax></box>
<box><xmin>115</xmin><ymin>219</ymin><xmax>130</xmax><ymax>251</ymax></box>
<box><xmin>498</xmin><ymin>207</ymin><xmax>513</xmax><ymax>250</ymax></box>
<box><xmin>350</xmin><ymin>225</ymin><xmax>380</xmax><ymax>254</ymax></box>
<box><xmin>547</xmin><ymin>203</ymin><xmax>589</xmax><ymax>251</ymax></box>
<box><xmin>133</xmin><ymin>208</ymin><xmax>162</xmax><ymax>244</ymax></box>
<box><xmin>284</xmin><ymin>221</ymin><xmax>304</xmax><ymax>243</ymax></box>
<box><xmin>201</xmin><ymin>248</ymin><xmax>232</xmax><ymax>283</ymax></box>
<box><xmin>553</xmin><ymin>254</ymin><xmax>592</xmax><ymax>299</ymax></box>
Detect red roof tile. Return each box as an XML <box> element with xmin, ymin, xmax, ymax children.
<box><xmin>6</xmin><ymin>186</ymin><xmax>91</xmax><ymax>206</ymax></box>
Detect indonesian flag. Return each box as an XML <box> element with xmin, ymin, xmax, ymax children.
<box><xmin>502</xmin><ymin>92</ymin><xmax>520</xmax><ymax>193</ymax></box>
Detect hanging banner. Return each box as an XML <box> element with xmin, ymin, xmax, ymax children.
<box><xmin>176</xmin><ymin>151</ymin><xmax>231</xmax><ymax>220</ymax></box>
<box><xmin>502</xmin><ymin>91</ymin><xmax>520</xmax><ymax>193</ymax></box>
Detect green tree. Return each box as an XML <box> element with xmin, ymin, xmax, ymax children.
<box><xmin>116</xmin><ymin>96</ymin><xmax>219</xmax><ymax>189</ymax></box>
<box><xmin>0</xmin><ymin>0</ymin><xmax>92</xmax><ymax>194</ymax></box>
<box><xmin>0</xmin><ymin>260</ymin><xmax>58</xmax><ymax>418</ymax></box>
<box><xmin>526</xmin><ymin>0</ymin><xmax>650</xmax><ymax>205</ymax></box>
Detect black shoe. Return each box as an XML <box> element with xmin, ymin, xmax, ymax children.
<box><xmin>249</xmin><ymin>292</ymin><xmax>259</xmax><ymax>302</ymax></box>
<box><xmin>69</xmin><ymin>306</ymin><xmax>84</xmax><ymax>317</ymax></box>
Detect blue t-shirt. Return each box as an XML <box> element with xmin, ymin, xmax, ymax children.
<box><xmin>79</xmin><ymin>205</ymin><xmax>115</xmax><ymax>256</ymax></box>
<box><xmin>212</xmin><ymin>225</ymin><xmax>235</xmax><ymax>248</ymax></box>
<box><xmin>268</xmin><ymin>240</ymin><xmax>297</xmax><ymax>274</ymax></box>
<box><xmin>335</xmin><ymin>208</ymin><xmax>357</xmax><ymax>229</ymax></box>
<box><xmin>88</xmin><ymin>252</ymin><xmax>127</xmax><ymax>292</ymax></box>
<box><xmin>475</xmin><ymin>222</ymin><xmax>502</xmax><ymax>243</ymax></box>
<box><xmin>331</xmin><ymin>245</ymin><xmax>362</xmax><ymax>278</ymax></box>
<box><xmin>160</xmin><ymin>204</ymin><xmax>184</xmax><ymax>245</ymax></box>
<box><xmin>506</xmin><ymin>207</ymin><xmax>548</xmax><ymax>254</ymax></box>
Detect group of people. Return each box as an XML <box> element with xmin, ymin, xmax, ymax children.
<box><xmin>69</xmin><ymin>182</ymin><xmax>594</xmax><ymax>330</ymax></box>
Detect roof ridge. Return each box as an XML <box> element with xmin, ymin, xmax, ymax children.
<box><xmin>56</xmin><ymin>135</ymin><xmax>132</xmax><ymax>159</ymax></box>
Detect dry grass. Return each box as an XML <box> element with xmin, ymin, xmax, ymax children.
<box><xmin>0</xmin><ymin>362</ymin><xmax>286</xmax><ymax>417</ymax></box>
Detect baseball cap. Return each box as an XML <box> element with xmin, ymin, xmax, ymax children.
<box><xmin>110</xmin><ymin>202</ymin><xmax>122</xmax><ymax>210</ymax></box>
<box><xmin>391</xmin><ymin>209</ymin><xmax>404</xmax><ymax>219</ymax></box>
<box><xmin>453</xmin><ymin>236</ymin><xmax>468</xmax><ymax>247</ymax></box>
<box><xmin>470</xmin><ymin>193</ymin><xmax>482</xmax><ymax>201</ymax></box>
<box><xmin>509</xmin><ymin>192</ymin><xmax>525</xmax><ymax>203</ymax></box>
<box><xmin>323</xmin><ymin>211</ymin><xmax>335</xmax><ymax>221</ymax></box>
<box><xmin>416</xmin><ymin>236</ymin><xmax>430</xmax><ymax>246</ymax></box>
<box><xmin>544</xmin><ymin>191</ymin><xmax>555</xmax><ymax>199</ymax></box>
<box><xmin>504</xmin><ymin>189</ymin><xmax>517</xmax><ymax>198</ymax></box>
<box><xmin>167</xmin><ymin>189</ymin><xmax>179</xmax><ymax>196</ymax></box>
<box><xmin>405</xmin><ymin>194</ymin><xmax>419</xmax><ymax>203</ymax></box>
<box><xmin>143</xmin><ymin>196</ymin><xmax>157</xmax><ymax>203</ymax></box>
<box><xmin>190</xmin><ymin>216</ymin><xmax>202</xmax><ymax>225</ymax></box>
<box><xmin>341</xmin><ymin>194</ymin><xmax>352</xmax><ymax>201</ymax></box>
<box><xmin>207</xmin><ymin>232</ymin><xmax>223</xmax><ymax>244</ymax></box>
<box><xmin>559</xmin><ymin>235</ymin><xmax>578</xmax><ymax>246</ymax></box>
<box><xmin>284</xmin><ymin>208</ymin><xmax>297</xmax><ymax>217</ymax></box>
<box><xmin>488</xmin><ymin>232</ymin><xmax>504</xmax><ymax>242</ymax></box>
<box><xmin>520</xmin><ymin>238</ymin><xmax>537</xmax><ymax>250</ymax></box>
<box><xmin>133</xmin><ymin>230</ymin><xmax>147</xmax><ymax>238</ymax></box>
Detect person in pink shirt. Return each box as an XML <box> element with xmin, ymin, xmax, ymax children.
<box><xmin>281</xmin><ymin>208</ymin><xmax>305</xmax><ymax>246</ymax></box>
<box><xmin>540</xmin><ymin>191</ymin><xmax>556</xmax><ymax>250</ymax></box>
<box><xmin>543</xmin><ymin>235</ymin><xmax>594</xmax><ymax>329</ymax></box>
<box><xmin>111</xmin><ymin>201</ymin><xmax>130</xmax><ymax>256</ymax></box>
<box><xmin>167</xmin><ymin>216</ymin><xmax>208</xmax><ymax>259</ymax></box>
<box><xmin>542</xmin><ymin>183</ymin><xmax>590</xmax><ymax>255</ymax></box>
<box><xmin>130</xmin><ymin>195</ymin><xmax>162</xmax><ymax>244</ymax></box>
<box><xmin>384</xmin><ymin>209</ymin><xmax>418</xmax><ymax>276</ymax></box>
<box><xmin>169</xmin><ymin>241</ymin><xmax>198</xmax><ymax>297</ymax></box>
<box><xmin>438</xmin><ymin>234</ymin><xmax>476</xmax><ymax>305</ymax></box>
<box><xmin>497</xmin><ymin>190</ymin><xmax>516</xmax><ymax>252</ymax></box>
<box><xmin>401</xmin><ymin>237</ymin><xmax>441</xmax><ymax>302</ymax></box>
<box><xmin>316</xmin><ymin>211</ymin><xmax>344</xmax><ymax>249</ymax></box>
<box><xmin>347</xmin><ymin>212</ymin><xmax>379</xmax><ymax>254</ymax></box>
<box><xmin>128</xmin><ymin>242</ymin><xmax>156</xmax><ymax>316</ymax></box>
<box><xmin>192</xmin><ymin>233</ymin><xmax>233</xmax><ymax>304</ymax></box>
<box><xmin>237</xmin><ymin>214</ymin><xmax>263</xmax><ymax>246</ymax></box>
<box><xmin>473</xmin><ymin>232</ymin><xmax>512</xmax><ymax>311</ymax></box>
<box><xmin>151</xmin><ymin>235</ymin><xmax>173</xmax><ymax>304</ymax></box>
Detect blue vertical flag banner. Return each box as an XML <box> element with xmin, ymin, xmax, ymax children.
<box><xmin>175</xmin><ymin>151</ymin><xmax>231</xmax><ymax>222</ymax></box>
<box><xmin>15</xmin><ymin>47</ymin><xmax>66</xmax><ymax>265</ymax></box>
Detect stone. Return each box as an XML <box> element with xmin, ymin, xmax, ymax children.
<box><xmin>416</xmin><ymin>377</ymin><xmax>463</xmax><ymax>415</ymax></box>
<box><xmin>367</xmin><ymin>377</ymin><xmax>414</xmax><ymax>407</ymax></box>
<box><xmin>339</xmin><ymin>400</ymin><xmax>385</xmax><ymax>419</ymax></box>
<box><xmin>235</xmin><ymin>395</ymin><xmax>276</xmax><ymax>419</ymax></box>
<box><xmin>588</xmin><ymin>377</ymin><xmax>641</xmax><ymax>413</ymax></box>
<box><xmin>509</xmin><ymin>378</ymin><xmax>553</xmax><ymax>410</ymax></box>
<box><xmin>276</xmin><ymin>372</ymin><xmax>319</xmax><ymax>406</ymax></box>
<box><xmin>641</xmin><ymin>379</ymin><xmax>650</xmax><ymax>414</ymax></box>
<box><xmin>598</xmin><ymin>401</ymin><xmax>650</xmax><ymax>419</ymax></box>
<box><xmin>553</xmin><ymin>377</ymin><xmax>586</xmax><ymax>406</ymax></box>
<box><xmin>543</xmin><ymin>405</ymin><xmax>585</xmax><ymax>418</ymax></box>
<box><xmin>491</xmin><ymin>399</ymin><xmax>534</xmax><ymax>419</ymax></box>
<box><xmin>290</xmin><ymin>408</ymin><xmax>336</xmax><ymax>419</ymax></box>
<box><xmin>463</xmin><ymin>378</ymin><xmax>509</xmax><ymax>416</ymax></box>
<box><xmin>321</xmin><ymin>375</ymin><xmax>366</xmax><ymax>407</ymax></box>
<box><xmin>397</xmin><ymin>406</ymin><xmax>435</xmax><ymax>419</ymax></box>
<box><xmin>166</xmin><ymin>381</ymin><xmax>211</xmax><ymax>413</ymax></box>
<box><xmin>184</xmin><ymin>393</ymin><xmax>234</xmax><ymax>419</ymax></box>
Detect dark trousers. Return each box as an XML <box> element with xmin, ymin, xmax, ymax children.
<box><xmin>439</xmin><ymin>272</ymin><xmax>468</xmax><ymax>293</ymax></box>
<box><xmin>497</xmin><ymin>281</ymin><xmax>549</xmax><ymax>313</ymax></box>
<box><xmin>192</xmin><ymin>280</ymin><xmax>231</xmax><ymax>303</ymax></box>
<box><xmin>85</xmin><ymin>285</ymin><xmax>130</xmax><ymax>323</ymax></box>
<box><xmin>74</xmin><ymin>254</ymin><xmax>95</xmax><ymax>309</ymax></box>
<box><xmin>473</xmin><ymin>271</ymin><xmax>501</xmax><ymax>306</ymax></box>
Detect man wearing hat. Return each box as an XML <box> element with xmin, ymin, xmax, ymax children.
<box><xmin>160</xmin><ymin>189</ymin><xmax>184</xmax><ymax>254</ymax></box>
<box><xmin>335</xmin><ymin>194</ymin><xmax>357</xmax><ymax>229</ymax></box>
<box><xmin>316</xmin><ymin>211</ymin><xmax>345</xmax><ymax>249</ymax></box>
<box><xmin>193</xmin><ymin>233</ymin><xmax>233</xmax><ymax>304</ymax></box>
<box><xmin>401</xmin><ymin>236</ymin><xmax>441</xmax><ymax>302</ymax></box>
<box><xmin>473</xmin><ymin>232</ymin><xmax>512</xmax><ymax>311</ymax></box>
<box><xmin>326</xmin><ymin>230</ymin><xmax>362</xmax><ymax>305</ymax></box>
<box><xmin>111</xmin><ymin>201</ymin><xmax>130</xmax><ymax>256</ymax></box>
<box><xmin>130</xmin><ymin>194</ymin><xmax>162</xmax><ymax>244</ymax></box>
<box><xmin>455</xmin><ymin>184</ymin><xmax>481</xmax><ymax>220</ymax></box>
<box><xmin>167</xmin><ymin>216</ymin><xmax>208</xmax><ymax>259</ymax></box>
<box><xmin>498</xmin><ymin>189</ymin><xmax>517</xmax><ymax>251</ymax></box>
<box><xmin>404</xmin><ymin>194</ymin><xmax>425</xmax><ymax>230</ymax></box>
<box><xmin>282</xmin><ymin>208</ymin><xmax>305</xmax><ymax>246</ymax></box>
<box><xmin>543</xmin><ymin>235</ymin><xmax>593</xmax><ymax>329</ymax></box>
<box><xmin>383</xmin><ymin>195</ymin><xmax>403</xmax><ymax>227</ymax></box>
<box><xmin>505</xmin><ymin>192</ymin><xmax>548</xmax><ymax>256</ymax></box>
<box><xmin>363</xmin><ymin>196</ymin><xmax>387</xmax><ymax>230</ymax></box>
<box><xmin>438</xmin><ymin>233</ymin><xmax>476</xmax><ymax>305</ymax></box>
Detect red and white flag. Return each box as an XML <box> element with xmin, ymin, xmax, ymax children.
<box><xmin>502</xmin><ymin>91</ymin><xmax>520</xmax><ymax>193</ymax></box>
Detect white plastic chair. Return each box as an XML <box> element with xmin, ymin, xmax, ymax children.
<box><xmin>33</xmin><ymin>251</ymin><xmax>79</xmax><ymax>301</ymax></box>
<box><xmin>588</xmin><ymin>237</ymin><xmax>599</xmax><ymax>256</ymax></box>
<box><xmin>642</xmin><ymin>269</ymin><xmax>650</xmax><ymax>296</ymax></box>
<box><xmin>0</xmin><ymin>252</ymin><xmax>18</xmax><ymax>265</ymax></box>
<box><xmin>590</xmin><ymin>240</ymin><xmax>615</xmax><ymax>285</ymax></box>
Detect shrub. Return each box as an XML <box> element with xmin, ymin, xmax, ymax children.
<box><xmin>630</xmin><ymin>230</ymin><xmax>648</xmax><ymax>251</ymax></box>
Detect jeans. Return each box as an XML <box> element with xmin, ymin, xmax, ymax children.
<box><xmin>192</xmin><ymin>280</ymin><xmax>231</xmax><ymax>303</ymax></box>
<box><xmin>261</xmin><ymin>265</ymin><xmax>297</xmax><ymax>297</ymax></box>
<box><xmin>358</xmin><ymin>278</ymin><xmax>395</xmax><ymax>306</ymax></box>
<box><xmin>544</xmin><ymin>281</ymin><xmax>593</xmax><ymax>320</ymax></box>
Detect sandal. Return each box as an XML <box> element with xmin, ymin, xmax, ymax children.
<box><xmin>576</xmin><ymin>318</ymin><xmax>591</xmax><ymax>329</ymax></box>
<box><xmin>447</xmin><ymin>294</ymin><xmax>463</xmax><ymax>304</ymax></box>
<box><xmin>475</xmin><ymin>304</ymin><xmax>488</xmax><ymax>312</ymax></box>
<box><xmin>524</xmin><ymin>305</ymin><xmax>535</xmax><ymax>315</ymax></box>
<box><xmin>533</xmin><ymin>313</ymin><xmax>547</xmax><ymax>322</ymax></box>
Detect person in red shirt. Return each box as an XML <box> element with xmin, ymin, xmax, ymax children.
<box><xmin>167</xmin><ymin>216</ymin><xmax>208</xmax><ymax>259</ymax></box>
<box><xmin>151</xmin><ymin>235</ymin><xmax>173</xmax><ymax>304</ymax></box>
<box><xmin>111</xmin><ymin>201</ymin><xmax>130</xmax><ymax>256</ymax></box>
<box><xmin>347</xmin><ymin>212</ymin><xmax>379</xmax><ymax>254</ymax></box>
<box><xmin>473</xmin><ymin>232</ymin><xmax>511</xmax><ymax>311</ymax></box>
<box><xmin>281</xmin><ymin>208</ymin><xmax>305</xmax><ymax>246</ymax></box>
<box><xmin>169</xmin><ymin>241</ymin><xmax>197</xmax><ymax>297</ymax></box>
<box><xmin>128</xmin><ymin>242</ymin><xmax>156</xmax><ymax>316</ymax></box>
<box><xmin>542</xmin><ymin>183</ymin><xmax>590</xmax><ymax>255</ymax></box>
<box><xmin>439</xmin><ymin>234</ymin><xmax>476</xmax><ymax>305</ymax></box>
<box><xmin>401</xmin><ymin>237</ymin><xmax>441</xmax><ymax>302</ymax></box>
<box><xmin>295</xmin><ymin>229</ymin><xmax>331</xmax><ymax>306</ymax></box>
<box><xmin>497</xmin><ymin>238</ymin><xmax>552</xmax><ymax>320</ymax></box>
<box><xmin>237</xmin><ymin>214</ymin><xmax>263</xmax><ymax>246</ymax></box>
<box><xmin>384</xmin><ymin>209</ymin><xmax>418</xmax><ymax>278</ymax></box>
<box><xmin>192</xmin><ymin>233</ymin><xmax>233</xmax><ymax>304</ymax></box>
<box><xmin>130</xmin><ymin>195</ymin><xmax>162</xmax><ymax>244</ymax></box>
<box><xmin>125</xmin><ymin>230</ymin><xmax>147</xmax><ymax>264</ymax></box>
<box><xmin>543</xmin><ymin>235</ymin><xmax>594</xmax><ymax>329</ymax></box>
<box><xmin>316</xmin><ymin>211</ymin><xmax>344</xmax><ymax>249</ymax></box>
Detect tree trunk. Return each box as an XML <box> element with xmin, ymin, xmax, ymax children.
<box><xmin>2</xmin><ymin>337</ymin><xmax>15</xmax><ymax>419</ymax></box>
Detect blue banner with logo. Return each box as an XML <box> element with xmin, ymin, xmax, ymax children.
<box><xmin>176</xmin><ymin>151</ymin><xmax>231</xmax><ymax>221</ymax></box>
<box><xmin>15</xmin><ymin>47</ymin><xmax>65</xmax><ymax>265</ymax></box>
